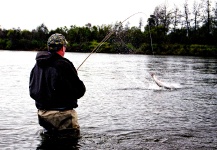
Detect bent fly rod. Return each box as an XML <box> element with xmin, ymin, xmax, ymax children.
<box><xmin>76</xmin><ymin>12</ymin><xmax>177</xmax><ymax>89</ymax></box>
<box><xmin>76</xmin><ymin>12</ymin><xmax>144</xmax><ymax>71</ymax></box>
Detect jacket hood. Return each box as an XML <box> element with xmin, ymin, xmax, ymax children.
<box><xmin>36</xmin><ymin>51</ymin><xmax>54</xmax><ymax>67</ymax></box>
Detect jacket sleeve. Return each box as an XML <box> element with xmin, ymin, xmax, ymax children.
<box><xmin>56</xmin><ymin>59</ymin><xmax>86</xmax><ymax>99</ymax></box>
<box><xmin>73</xmin><ymin>79</ymin><xmax>86</xmax><ymax>99</ymax></box>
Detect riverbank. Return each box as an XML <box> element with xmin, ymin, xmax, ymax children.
<box><xmin>1</xmin><ymin>43</ymin><xmax>216</xmax><ymax>57</ymax></box>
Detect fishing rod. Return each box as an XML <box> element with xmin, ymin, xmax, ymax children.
<box><xmin>77</xmin><ymin>12</ymin><xmax>144</xmax><ymax>71</ymax></box>
<box><xmin>76</xmin><ymin>11</ymin><xmax>174</xmax><ymax>89</ymax></box>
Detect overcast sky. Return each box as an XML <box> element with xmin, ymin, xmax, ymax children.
<box><xmin>0</xmin><ymin>0</ymin><xmax>215</xmax><ymax>31</ymax></box>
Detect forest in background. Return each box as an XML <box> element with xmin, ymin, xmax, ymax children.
<box><xmin>0</xmin><ymin>0</ymin><xmax>217</xmax><ymax>57</ymax></box>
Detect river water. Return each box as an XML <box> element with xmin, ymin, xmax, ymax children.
<box><xmin>0</xmin><ymin>50</ymin><xmax>216</xmax><ymax>150</ymax></box>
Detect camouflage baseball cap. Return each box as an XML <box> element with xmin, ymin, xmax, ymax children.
<box><xmin>47</xmin><ymin>33</ymin><xmax>68</xmax><ymax>51</ymax></box>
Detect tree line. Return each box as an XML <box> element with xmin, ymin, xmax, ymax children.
<box><xmin>0</xmin><ymin>0</ymin><xmax>217</xmax><ymax>57</ymax></box>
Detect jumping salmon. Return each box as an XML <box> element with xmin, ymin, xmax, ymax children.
<box><xmin>150</xmin><ymin>73</ymin><xmax>174</xmax><ymax>89</ymax></box>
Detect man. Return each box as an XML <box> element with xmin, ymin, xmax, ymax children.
<box><xmin>29</xmin><ymin>33</ymin><xmax>86</xmax><ymax>137</ymax></box>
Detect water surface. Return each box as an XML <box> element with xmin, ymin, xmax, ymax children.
<box><xmin>0</xmin><ymin>51</ymin><xmax>216</xmax><ymax>149</ymax></box>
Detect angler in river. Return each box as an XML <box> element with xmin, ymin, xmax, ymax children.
<box><xmin>29</xmin><ymin>33</ymin><xmax>86</xmax><ymax>137</ymax></box>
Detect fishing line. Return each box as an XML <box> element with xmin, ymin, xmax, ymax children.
<box><xmin>104</xmin><ymin>14</ymin><xmax>160</xmax><ymax>88</ymax></box>
<box><xmin>77</xmin><ymin>12</ymin><xmax>145</xmax><ymax>71</ymax></box>
<box><xmin>113</xmin><ymin>15</ymin><xmax>156</xmax><ymax>72</ymax></box>
<box><xmin>147</xmin><ymin>23</ymin><xmax>174</xmax><ymax>89</ymax></box>
<box><xmin>116</xmin><ymin>14</ymin><xmax>176</xmax><ymax>89</ymax></box>
<box><xmin>148</xmin><ymin>22</ymin><xmax>155</xmax><ymax>59</ymax></box>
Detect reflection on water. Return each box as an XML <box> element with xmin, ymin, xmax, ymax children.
<box><xmin>0</xmin><ymin>51</ymin><xmax>216</xmax><ymax>149</ymax></box>
<box><xmin>37</xmin><ymin>132</ymin><xmax>80</xmax><ymax>150</ymax></box>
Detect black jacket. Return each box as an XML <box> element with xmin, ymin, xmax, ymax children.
<box><xmin>29</xmin><ymin>51</ymin><xmax>86</xmax><ymax>110</ymax></box>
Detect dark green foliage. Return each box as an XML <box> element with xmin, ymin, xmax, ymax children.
<box><xmin>0</xmin><ymin>1</ymin><xmax>217</xmax><ymax>57</ymax></box>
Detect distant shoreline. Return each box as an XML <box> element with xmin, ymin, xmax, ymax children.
<box><xmin>0</xmin><ymin>45</ymin><xmax>216</xmax><ymax>58</ymax></box>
